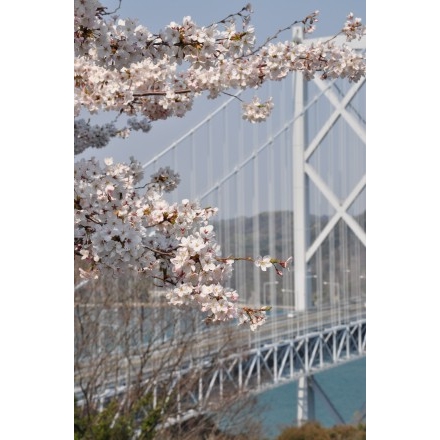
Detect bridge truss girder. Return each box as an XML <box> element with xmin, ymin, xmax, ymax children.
<box><xmin>79</xmin><ymin>319</ymin><xmax>365</xmax><ymax>425</ymax></box>
<box><xmin>151</xmin><ymin>319</ymin><xmax>365</xmax><ymax>422</ymax></box>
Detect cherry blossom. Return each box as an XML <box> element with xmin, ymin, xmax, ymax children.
<box><xmin>74</xmin><ymin>0</ymin><xmax>366</xmax><ymax>153</ymax></box>
<box><xmin>74</xmin><ymin>1</ymin><xmax>366</xmax><ymax>329</ymax></box>
<box><xmin>254</xmin><ymin>255</ymin><xmax>274</xmax><ymax>271</ymax></box>
<box><xmin>74</xmin><ymin>117</ymin><xmax>151</xmax><ymax>154</ymax></box>
<box><xmin>242</xmin><ymin>97</ymin><xmax>274</xmax><ymax>123</ymax></box>
<box><xmin>74</xmin><ymin>156</ymin><xmax>288</xmax><ymax>328</ymax></box>
<box><xmin>342</xmin><ymin>13</ymin><xmax>366</xmax><ymax>42</ymax></box>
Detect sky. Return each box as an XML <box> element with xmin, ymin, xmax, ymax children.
<box><xmin>99</xmin><ymin>0</ymin><xmax>366</xmax><ymax>39</ymax></box>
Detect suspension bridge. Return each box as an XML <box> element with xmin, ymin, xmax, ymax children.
<box><xmin>74</xmin><ymin>28</ymin><xmax>366</xmax><ymax>428</ymax></box>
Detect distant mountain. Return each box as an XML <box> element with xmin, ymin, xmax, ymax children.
<box><xmin>211</xmin><ymin>210</ymin><xmax>366</xmax><ymax>304</ymax></box>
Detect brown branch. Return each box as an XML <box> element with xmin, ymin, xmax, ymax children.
<box><xmin>144</xmin><ymin>245</ymin><xmax>176</xmax><ymax>258</ymax></box>
<box><xmin>85</xmin><ymin>214</ymin><xmax>103</xmax><ymax>225</ymax></box>
<box><xmin>216</xmin><ymin>256</ymin><xmax>254</xmax><ymax>263</ymax></box>
<box><xmin>133</xmin><ymin>89</ymin><xmax>192</xmax><ymax>97</ymax></box>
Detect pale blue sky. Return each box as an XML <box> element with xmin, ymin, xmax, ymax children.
<box><xmin>100</xmin><ymin>0</ymin><xmax>366</xmax><ymax>39</ymax></box>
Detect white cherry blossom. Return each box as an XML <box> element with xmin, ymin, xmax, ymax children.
<box><xmin>74</xmin><ymin>0</ymin><xmax>366</xmax><ymax>153</ymax></box>
<box><xmin>254</xmin><ymin>255</ymin><xmax>273</xmax><ymax>271</ymax></box>
<box><xmin>74</xmin><ymin>157</ymin><xmax>289</xmax><ymax>328</ymax></box>
<box><xmin>74</xmin><ymin>1</ymin><xmax>366</xmax><ymax>329</ymax></box>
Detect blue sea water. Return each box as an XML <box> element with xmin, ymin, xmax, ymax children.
<box><xmin>256</xmin><ymin>357</ymin><xmax>366</xmax><ymax>439</ymax></box>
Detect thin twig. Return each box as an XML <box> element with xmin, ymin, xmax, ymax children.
<box><xmin>244</xmin><ymin>18</ymin><xmax>303</xmax><ymax>57</ymax></box>
<box><xmin>100</xmin><ymin>0</ymin><xmax>122</xmax><ymax>16</ymax></box>
<box><xmin>221</xmin><ymin>91</ymin><xmax>244</xmax><ymax>102</ymax></box>
<box><xmin>207</xmin><ymin>4</ymin><xmax>252</xmax><ymax>28</ymax></box>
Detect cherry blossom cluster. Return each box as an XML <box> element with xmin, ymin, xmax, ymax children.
<box><xmin>341</xmin><ymin>13</ymin><xmax>366</xmax><ymax>42</ymax></box>
<box><xmin>74</xmin><ymin>0</ymin><xmax>366</xmax><ymax>127</ymax></box>
<box><xmin>74</xmin><ymin>117</ymin><xmax>151</xmax><ymax>155</ymax></box>
<box><xmin>242</xmin><ymin>97</ymin><xmax>274</xmax><ymax>123</ymax></box>
<box><xmin>75</xmin><ymin>157</ymin><xmax>291</xmax><ymax>329</ymax></box>
<box><xmin>302</xmin><ymin>10</ymin><xmax>319</xmax><ymax>35</ymax></box>
<box><xmin>148</xmin><ymin>166</ymin><xmax>181</xmax><ymax>193</ymax></box>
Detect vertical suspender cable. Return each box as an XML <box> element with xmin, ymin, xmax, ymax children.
<box><xmin>208</xmin><ymin>118</ymin><xmax>213</xmax><ymax>208</ymax></box>
<box><xmin>267</xmin><ymin>81</ymin><xmax>277</xmax><ymax>337</ymax></box>
<box><xmin>191</xmin><ymin>133</ymin><xmax>196</xmax><ymax>196</ymax></box>
<box><xmin>312</xmin><ymin>89</ymin><xmax>323</xmax><ymax>331</ymax></box>
<box><xmin>252</xmin><ymin>122</ymin><xmax>261</xmax><ymax>306</ymax></box>
<box><xmin>237</xmin><ymin>115</ymin><xmax>245</xmax><ymax>301</ymax></box>
<box><xmin>222</xmin><ymin>108</ymin><xmax>231</xmax><ymax>285</ymax></box>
